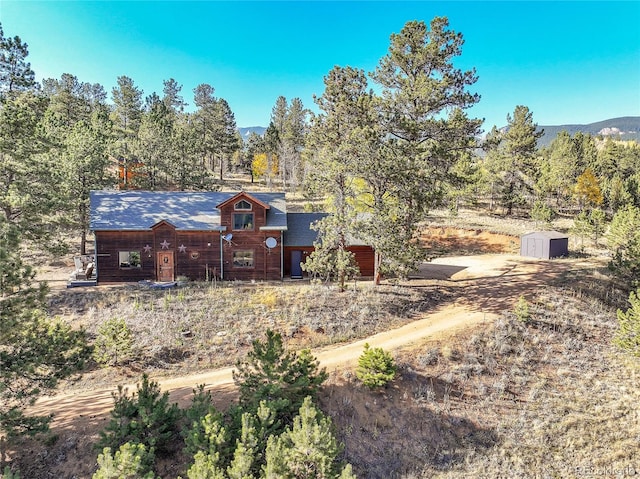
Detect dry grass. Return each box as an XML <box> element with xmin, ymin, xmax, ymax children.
<box><xmin>320</xmin><ymin>286</ymin><xmax>639</xmax><ymax>479</ymax></box>
<box><xmin>47</xmin><ymin>281</ymin><xmax>450</xmax><ymax>391</ymax></box>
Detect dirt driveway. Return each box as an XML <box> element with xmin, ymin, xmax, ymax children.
<box><xmin>31</xmin><ymin>253</ymin><xmax>572</xmax><ymax>435</ymax></box>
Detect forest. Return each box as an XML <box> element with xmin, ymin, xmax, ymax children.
<box><xmin>1</xmin><ymin>16</ymin><xmax>640</xmax><ymax>479</ymax></box>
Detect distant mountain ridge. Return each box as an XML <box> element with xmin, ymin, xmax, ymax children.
<box><xmin>536</xmin><ymin>116</ymin><xmax>640</xmax><ymax>147</ymax></box>
<box><xmin>238</xmin><ymin>126</ymin><xmax>266</xmax><ymax>141</ymax></box>
<box><xmin>239</xmin><ymin>117</ymin><xmax>640</xmax><ymax>147</ymax></box>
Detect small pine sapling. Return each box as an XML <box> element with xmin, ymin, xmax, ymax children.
<box><xmin>93</xmin><ymin>317</ymin><xmax>134</xmax><ymax>366</ymax></box>
<box><xmin>356</xmin><ymin>343</ymin><xmax>396</xmax><ymax>389</ymax></box>
<box><xmin>93</xmin><ymin>442</ymin><xmax>156</xmax><ymax>479</ymax></box>
<box><xmin>614</xmin><ymin>288</ymin><xmax>640</xmax><ymax>357</ymax></box>
<box><xmin>514</xmin><ymin>295</ymin><xmax>531</xmax><ymax>323</ymax></box>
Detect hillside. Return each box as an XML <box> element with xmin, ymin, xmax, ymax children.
<box><xmin>536</xmin><ymin>116</ymin><xmax>640</xmax><ymax>147</ymax></box>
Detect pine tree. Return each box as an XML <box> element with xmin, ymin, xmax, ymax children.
<box><xmin>487</xmin><ymin>105</ymin><xmax>543</xmax><ymax>215</ymax></box>
<box><xmin>226</xmin><ymin>412</ymin><xmax>259</xmax><ymax>479</ymax></box>
<box><xmin>614</xmin><ymin>288</ymin><xmax>640</xmax><ymax>357</ymax></box>
<box><xmin>366</xmin><ymin>18</ymin><xmax>481</xmax><ymax>277</ymax></box>
<box><xmin>608</xmin><ymin>204</ymin><xmax>640</xmax><ymax>286</ymax></box>
<box><xmin>93</xmin><ymin>317</ymin><xmax>134</xmax><ymax>366</ymax></box>
<box><xmin>93</xmin><ymin>443</ymin><xmax>156</xmax><ymax>479</ymax></box>
<box><xmin>111</xmin><ymin>75</ymin><xmax>143</xmax><ymax>189</ymax></box>
<box><xmin>263</xmin><ymin>397</ymin><xmax>354</xmax><ymax>479</ymax></box>
<box><xmin>304</xmin><ymin>66</ymin><xmax>369</xmax><ymax>287</ymax></box>
<box><xmin>98</xmin><ymin>374</ymin><xmax>181</xmax><ymax>454</ymax></box>
<box><xmin>232</xmin><ymin>330</ymin><xmax>327</xmax><ymax>425</ymax></box>
<box><xmin>0</xmin><ymin>24</ymin><xmax>35</xmax><ymax>98</ymax></box>
<box><xmin>355</xmin><ymin>343</ymin><xmax>396</xmax><ymax>389</ymax></box>
<box><xmin>0</xmin><ymin>218</ymin><xmax>89</xmax><ymax>440</ymax></box>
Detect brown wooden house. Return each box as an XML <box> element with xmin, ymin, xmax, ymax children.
<box><xmin>89</xmin><ymin>191</ymin><xmax>374</xmax><ymax>283</ymax></box>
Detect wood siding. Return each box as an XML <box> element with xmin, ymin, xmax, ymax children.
<box><xmin>95</xmin><ymin>229</ymin><xmax>283</xmax><ymax>283</ymax></box>
<box><xmin>283</xmin><ymin>245</ymin><xmax>375</xmax><ymax>278</ymax></box>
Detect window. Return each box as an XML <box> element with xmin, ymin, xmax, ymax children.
<box><xmin>233</xmin><ymin>250</ymin><xmax>254</xmax><ymax>268</ymax></box>
<box><xmin>234</xmin><ymin>200</ymin><xmax>252</xmax><ymax>210</ymax></box>
<box><xmin>233</xmin><ymin>213</ymin><xmax>254</xmax><ymax>230</ymax></box>
<box><xmin>119</xmin><ymin>251</ymin><xmax>141</xmax><ymax>268</ymax></box>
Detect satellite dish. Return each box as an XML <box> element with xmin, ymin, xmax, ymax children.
<box><xmin>223</xmin><ymin>233</ymin><xmax>233</xmax><ymax>242</ymax></box>
<box><xmin>265</xmin><ymin>237</ymin><xmax>277</xmax><ymax>249</ymax></box>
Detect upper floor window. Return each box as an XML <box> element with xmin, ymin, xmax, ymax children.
<box><xmin>234</xmin><ymin>200</ymin><xmax>252</xmax><ymax>211</ymax></box>
<box><xmin>233</xmin><ymin>213</ymin><xmax>254</xmax><ymax>230</ymax></box>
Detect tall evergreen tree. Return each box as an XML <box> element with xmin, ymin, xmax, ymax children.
<box><xmin>135</xmin><ymin>92</ymin><xmax>174</xmax><ymax>190</ymax></box>
<box><xmin>61</xmin><ymin>110</ymin><xmax>113</xmax><ymax>253</ymax></box>
<box><xmin>281</xmin><ymin>98</ymin><xmax>307</xmax><ymax>191</ymax></box>
<box><xmin>304</xmin><ymin>66</ymin><xmax>368</xmax><ymax>288</ymax></box>
<box><xmin>111</xmin><ymin>76</ymin><xmax>143</xmax><ymax>188</ymax></box>
<box><xmin>0</xmin><ymin>24</ymin><xmax>35</xmax><ymax>98</ymax></box>
<box><xmin>484</xmin><ymin>105</ymin><xmax>543</xmax><ymax>215</ymax></box>
<box><xmin>193</xmin><ymin>93</ymin><xmax>241</xmax><ymax>184</ymax></box>
<box><xmin>367</xmin><ymin>18</ymin><xmax>481</xmax><ymax>277</ymax></box>
<box><xmin>162</xmin><ymin>77</ymin><xmax>187</xmax><ymax>113</ymax></box>
<box><xmin>41</xmin><ymin>73</ymin><xmax>113</xmax><ymax>253</ymax></box>
<box><xmin>0</xmin><ymin>218</ymin><xmax>89</xmax><ymax>442</ymax></box>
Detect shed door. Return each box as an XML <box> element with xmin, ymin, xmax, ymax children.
<box><xmin>527</xmin><ymin>238</ymin><xmax>543</xmax><ymax>258</ymax></box>
<box><xmin>157</xmin><ymin>252</ymin><xmax>175</xmax><ymax>281</ymax></box>
<box><xmin>291</xmin><ymin>250</ymin><xmax>303</xmax><ymax>279</ymax></box>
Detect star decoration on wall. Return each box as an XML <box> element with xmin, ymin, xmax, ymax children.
<box><xmin>178</xmin><ymin>244</ymin><xmax>187</xmax><ymax>253</ymax></box>
<box><xmin>160</xmin><ymin>240</ymin><xmax>170</xmax><ymax>249</ymax></box>
<box><xmin>143</xmin><ymin>244</ymin><xmax>152</xmax><ymax>253</ymax></box>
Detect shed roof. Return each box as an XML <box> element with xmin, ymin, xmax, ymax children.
<box><xmin>521</xmin><ymin>230</ymin><xmax>568</xmax><ymax>240</ymax></box>
<box><xmin>90</xmin><ymin>190</ymin><xmax>287</xmax><ymax>231</ymax></box>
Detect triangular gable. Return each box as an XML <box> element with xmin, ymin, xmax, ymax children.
<box><xmin>151</xmin><ymin>219</ymin><xmax>177</xmax><ymax>230</ymax></box>
<box><xmin>216</xmin><ymin>192</ymin><xmax>271</xmax><ymax>211</ymax></box>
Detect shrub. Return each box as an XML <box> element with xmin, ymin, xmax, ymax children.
<box><xmin>93</xmin><ymin>317</ymin><xmax>134</xmax><ymax>366</ymax></box>
<box><xmin>356</xmin><ymin>343</ymin><xmax>396</xmax><ymax>389</ymax></box>
<box><xmin>93</xmin><ymin>442</ymin><xmax>155</xmax><ymax>479</ymax></box>
<box><xmin>97</xmin><ymin>374</ymin><xmax>181</xmax><ymax>454</ymax></box>
<box><xmin>614</xmin><ymin>288</ymin><xmax>640</xmax><ymax>357</ymax></box>
<box><xmin>608</xmin><ymin>204</ymin><xmax>640</xmax><ymax>287</ymax></box>
<box><xmin>514</xmin><ymin>295</ymin><xmax>531</xmax><ymax>323</ymax></box>
<box><xmin>2</xmin><ymin>466</ymin><xmax>20</xmax><ymax>479</ymax></box>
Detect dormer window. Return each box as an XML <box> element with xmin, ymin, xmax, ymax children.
<box><xmin>234</xmin><ymin>200</ymin><xmax>252</xmax><ymax>211</ymax></box>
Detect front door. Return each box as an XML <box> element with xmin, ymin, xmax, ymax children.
<box><xmin>291</xmin><ymin>250</ymin><xmax>303</xmax><ymax>279</ymax></box>
<box><xmin>157</xmin><ymin>252</ymin><xmax>175</xmax><ymax>282</ymax></box>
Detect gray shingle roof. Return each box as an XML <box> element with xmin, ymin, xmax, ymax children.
<box><xmin>284</xmin><ymin>213</ymin><xmax>327</xmax><ymax>246</ymax></box>
<box><xmin>284</xmin><ymin>213</ymin><xmax>370</xmax><ymax>247</ymax></box>
<box><xmin>90</xmin><ymin>190</ymin><xmax>287</xmax><ymax>231</ymax></box>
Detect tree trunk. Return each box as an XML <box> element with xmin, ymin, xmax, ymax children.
<box><xmin>374</xmin><ymin>251</ymin><xmax>382</xmax><ymax>285</ymax></box>
<box><xmin>80</xmin><ymin>229</ymin><xmax>87</xmax><ymax>255</ymax></box>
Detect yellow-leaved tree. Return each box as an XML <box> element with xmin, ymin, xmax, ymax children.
<box><xmin>573</xmin><ymin>168</ymin><xmax>603</xmax><ymax>208</ymax></box>
<box><xmin>251</xmin><ymin>152</ymin><xmax>278</xmax><ymax>185</ymax></box>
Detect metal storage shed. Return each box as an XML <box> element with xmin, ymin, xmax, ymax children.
<box><xmin>520</xmin><ymin>231</ymin><xmax>569</xmax><ymax>259</ymax></box>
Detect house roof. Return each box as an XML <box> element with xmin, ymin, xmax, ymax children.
<box><xmin>90</xmin><ymin>190</ymin><xmax>287</xmax><ymax>231</ymax></box>
<box><xmin>284</xmin><ymin>213</ymin><xmax>370</xmax><ymax>247</ymax></box>
<box><xmin>216</xmin><ymin>191</ymin><xmax>271</xmax><ymax>211</ymax></box>
<box><xmin>284</xmin><ymin>213</ymin><xmax>327</xmax><ymax>246</ymax></box>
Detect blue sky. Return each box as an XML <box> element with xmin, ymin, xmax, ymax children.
<box><xmin>0</xmin><ymin>1</ymin><xmax>638</xmax><ymax>131</ymax></box>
